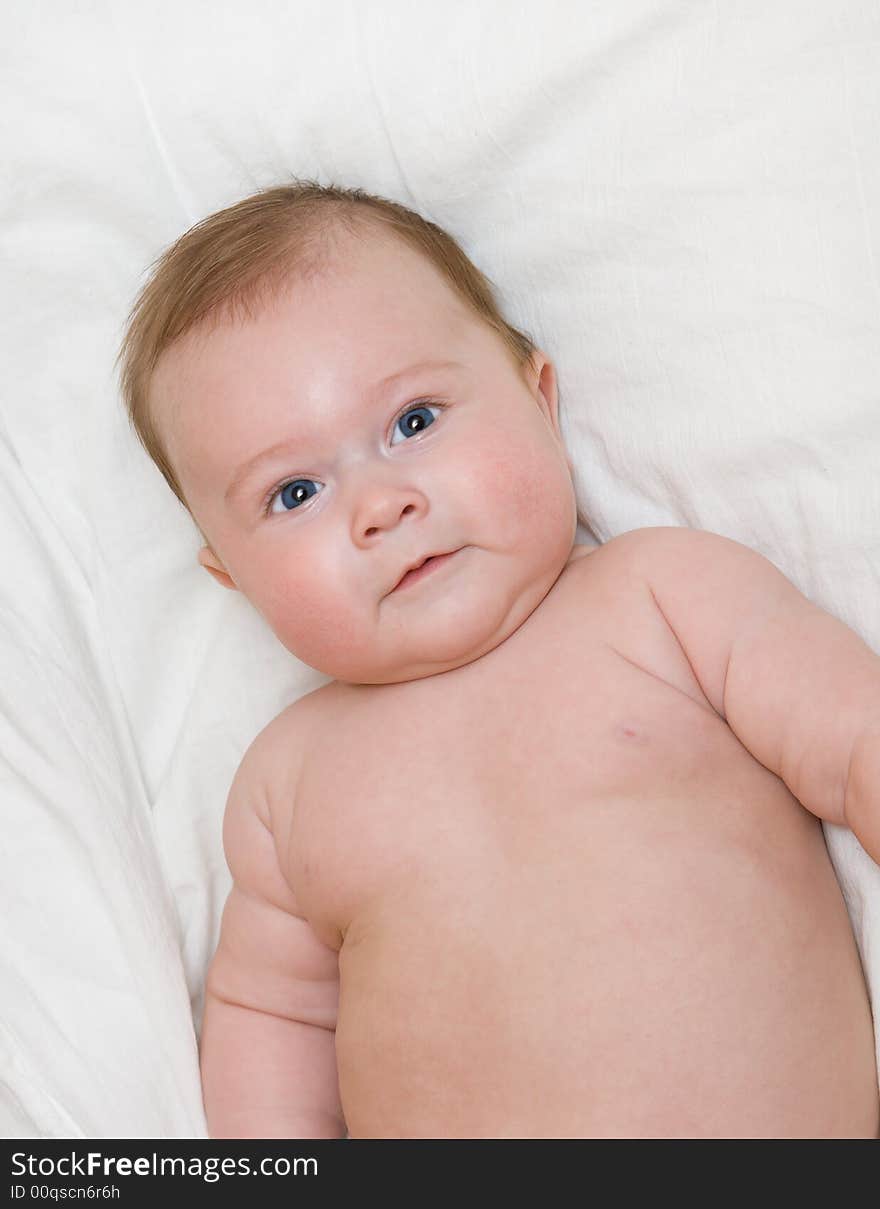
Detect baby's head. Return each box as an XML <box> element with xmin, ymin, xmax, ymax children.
<box><xmin>118</xmin><ymin>181</ymin><xmax>578</xmax><ymax>685</ymax></box>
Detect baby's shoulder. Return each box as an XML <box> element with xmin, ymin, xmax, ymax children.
<box><xmin>578</xmin><ymin>525</ymin><xmax>753</xmax><ymax>594</ymax></box>
<box><xmin>592</xmin><ymin>524</ymin><xmax>759</xmax><ymax>568</ymax></box>
<box><xmin>230</xmin><ymin>684</ymin><xmax>337</xmax><ymax>818</ymax></box>
<box><xmin>588</xmin><ymin>525</ymin><xmax>700</xmax><ymax>567</ymax></box>
<box><xmin>558</xmin><ymin>527</ymin><xmax>686</xmax><ymax>603</ymax></box>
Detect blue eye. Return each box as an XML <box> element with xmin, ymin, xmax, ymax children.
<box><xmin>269</xmin><ymin>478</ymin><xmax>322</xmax><ymax>514</ymax></box>
<box><xmin>390</xmin><ymin>403</ymin><xmax>439</xmax><ymax>445</ymax></box>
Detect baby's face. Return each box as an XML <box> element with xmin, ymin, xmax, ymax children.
<box><xmin>151</xmin><ymin>230</ymin><xmax>578</xmax><ymax>684</ymax></box>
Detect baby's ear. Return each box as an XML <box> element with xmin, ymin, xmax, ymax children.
<box><xmin>198</xmin><ymin>545</ymin><xmax>238</xmax><ymax>591</ymax></box>
<box><xmin>528</xmin><ymin>349</ymin><xmax>560</xmax><ymax>430</ymax></box>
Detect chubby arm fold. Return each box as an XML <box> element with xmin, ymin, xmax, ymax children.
<box><xmin>624</xmin><ymin>526</ymin><xmax>880</xmax><ymax>864</ymax></box>
<box><xmin>200</xmin><ymin>735</ymin><xmax>345</xmax><ymax>1139</ymax></box>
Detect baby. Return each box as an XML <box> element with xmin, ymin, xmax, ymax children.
<box><xmin>119</xmin><ymin>182</ymin><xmax>880</xmax><ymax>1138</ymax></box>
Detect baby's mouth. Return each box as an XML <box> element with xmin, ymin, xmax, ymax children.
<box><xmin>389</xmin><ymin>549</ymin><xmax>461</xmax><ymax>594</ymax></box>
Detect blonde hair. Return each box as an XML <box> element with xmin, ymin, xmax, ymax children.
<box><xmin>115</xmin><ymin>179</ymin><xmax>537</xmax><ymax>509</ymax></box>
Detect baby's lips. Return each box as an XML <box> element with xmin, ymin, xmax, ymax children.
<box><xmin>388</xmin><ymin>547</ymin><xmax>461</xmax><ymax>594</ymax></box>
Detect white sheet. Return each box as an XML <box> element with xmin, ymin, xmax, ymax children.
<box><xmin>2</xmin><ymin>0</ymin><xmax>879</xmax><ymax>1136</ymax></box>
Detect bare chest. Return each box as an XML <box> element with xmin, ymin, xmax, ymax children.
<box><xmin>281</xmin><ymin>555</ymin><xmax>780</xmax><ymax>939</ymax></box>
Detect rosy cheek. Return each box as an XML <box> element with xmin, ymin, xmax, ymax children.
<box><xmin>260</xmin><ymin>572</ymin><xmax>368</xmax><ymax>673</ymax></box>
<box><xmin>269</xmin><ymin>586</ymin><xmax>335</xmax><ymax>646</ymax></box>
<box><xmin>468</xmin><ymin>430</ymin><xmax>562</xmax><ymax>536</ymax></box>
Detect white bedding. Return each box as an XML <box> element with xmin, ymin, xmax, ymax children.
<box><xmin>2</xmin><ymin>0</ymin><xmax>878</xmax><ymax>1137</ymax></box>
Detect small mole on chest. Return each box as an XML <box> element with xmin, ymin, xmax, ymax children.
<box><xmin>614</xmin><ymin>721</ymin><xmax>650</xmax><ymax>745</ymax></box>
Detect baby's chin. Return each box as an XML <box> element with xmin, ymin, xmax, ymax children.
<box><xmin>284</xmin><ymin>631</ymin><xmax>490</xmax><ymax>687</ymax></box>
<box><xmin>322</xmin><ymin>645</ymin><xmax>494</xmax><ymax>687</ymax></box>
<box><xmin>297</xmin><ymin>582</ymin><xmax>549</xmax><ymax>686</ymax></box>
<box><xmin>339</xmin><ymin>643</ymin><xmax>493</xmax><ymax>687</ymax></box>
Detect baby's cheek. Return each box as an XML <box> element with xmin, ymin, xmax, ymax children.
<box><xmin>472</xmin><ymin>430</ymin><xmax>573</xmax><ymax>544</ymax></box>
<box><xmin>262</xmin><ymin>574</ymin><xmax>382</xmax><ymax>680</ymax></box>
<box><xmin>258</xmin><ymin>576</ymin><xmax>348</xmax><ymax>666</ymax></box>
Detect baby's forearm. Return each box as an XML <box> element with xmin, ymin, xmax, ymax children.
<box><xmin>200</xmin><ymin>991</ymin><xmax>345</xmax><ymax>1139</ymax></box>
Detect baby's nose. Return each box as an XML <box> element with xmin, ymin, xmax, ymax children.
<box><xmin>351</xmin><ymin>482</ymin><xmax>429</xmax><ymax>546</ymax></box>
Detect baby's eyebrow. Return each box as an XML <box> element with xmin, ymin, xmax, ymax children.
<box><xmin>224</xmin><ymin>358</ymin><xmax>463</xmax><ymax>504</ymax></box>
<box><xmin>225</xmin><ymin>437</ymin><xmax>303</xmax><ymax>504</ymax></box>
<box><xmin>372</xmin><ymin>358</ymin><xmax>463</xmax><ymax>395</ymax></box>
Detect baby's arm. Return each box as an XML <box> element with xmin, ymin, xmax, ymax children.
<box><xmin>618</xmin><ymin>526</ymin><xmax>880</xmax><ymax>863</ymax></box>
<box><xmin>200</xmin><ymin>734</ymin><xmax>344</xmax><ymax>1138</ymax></box>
